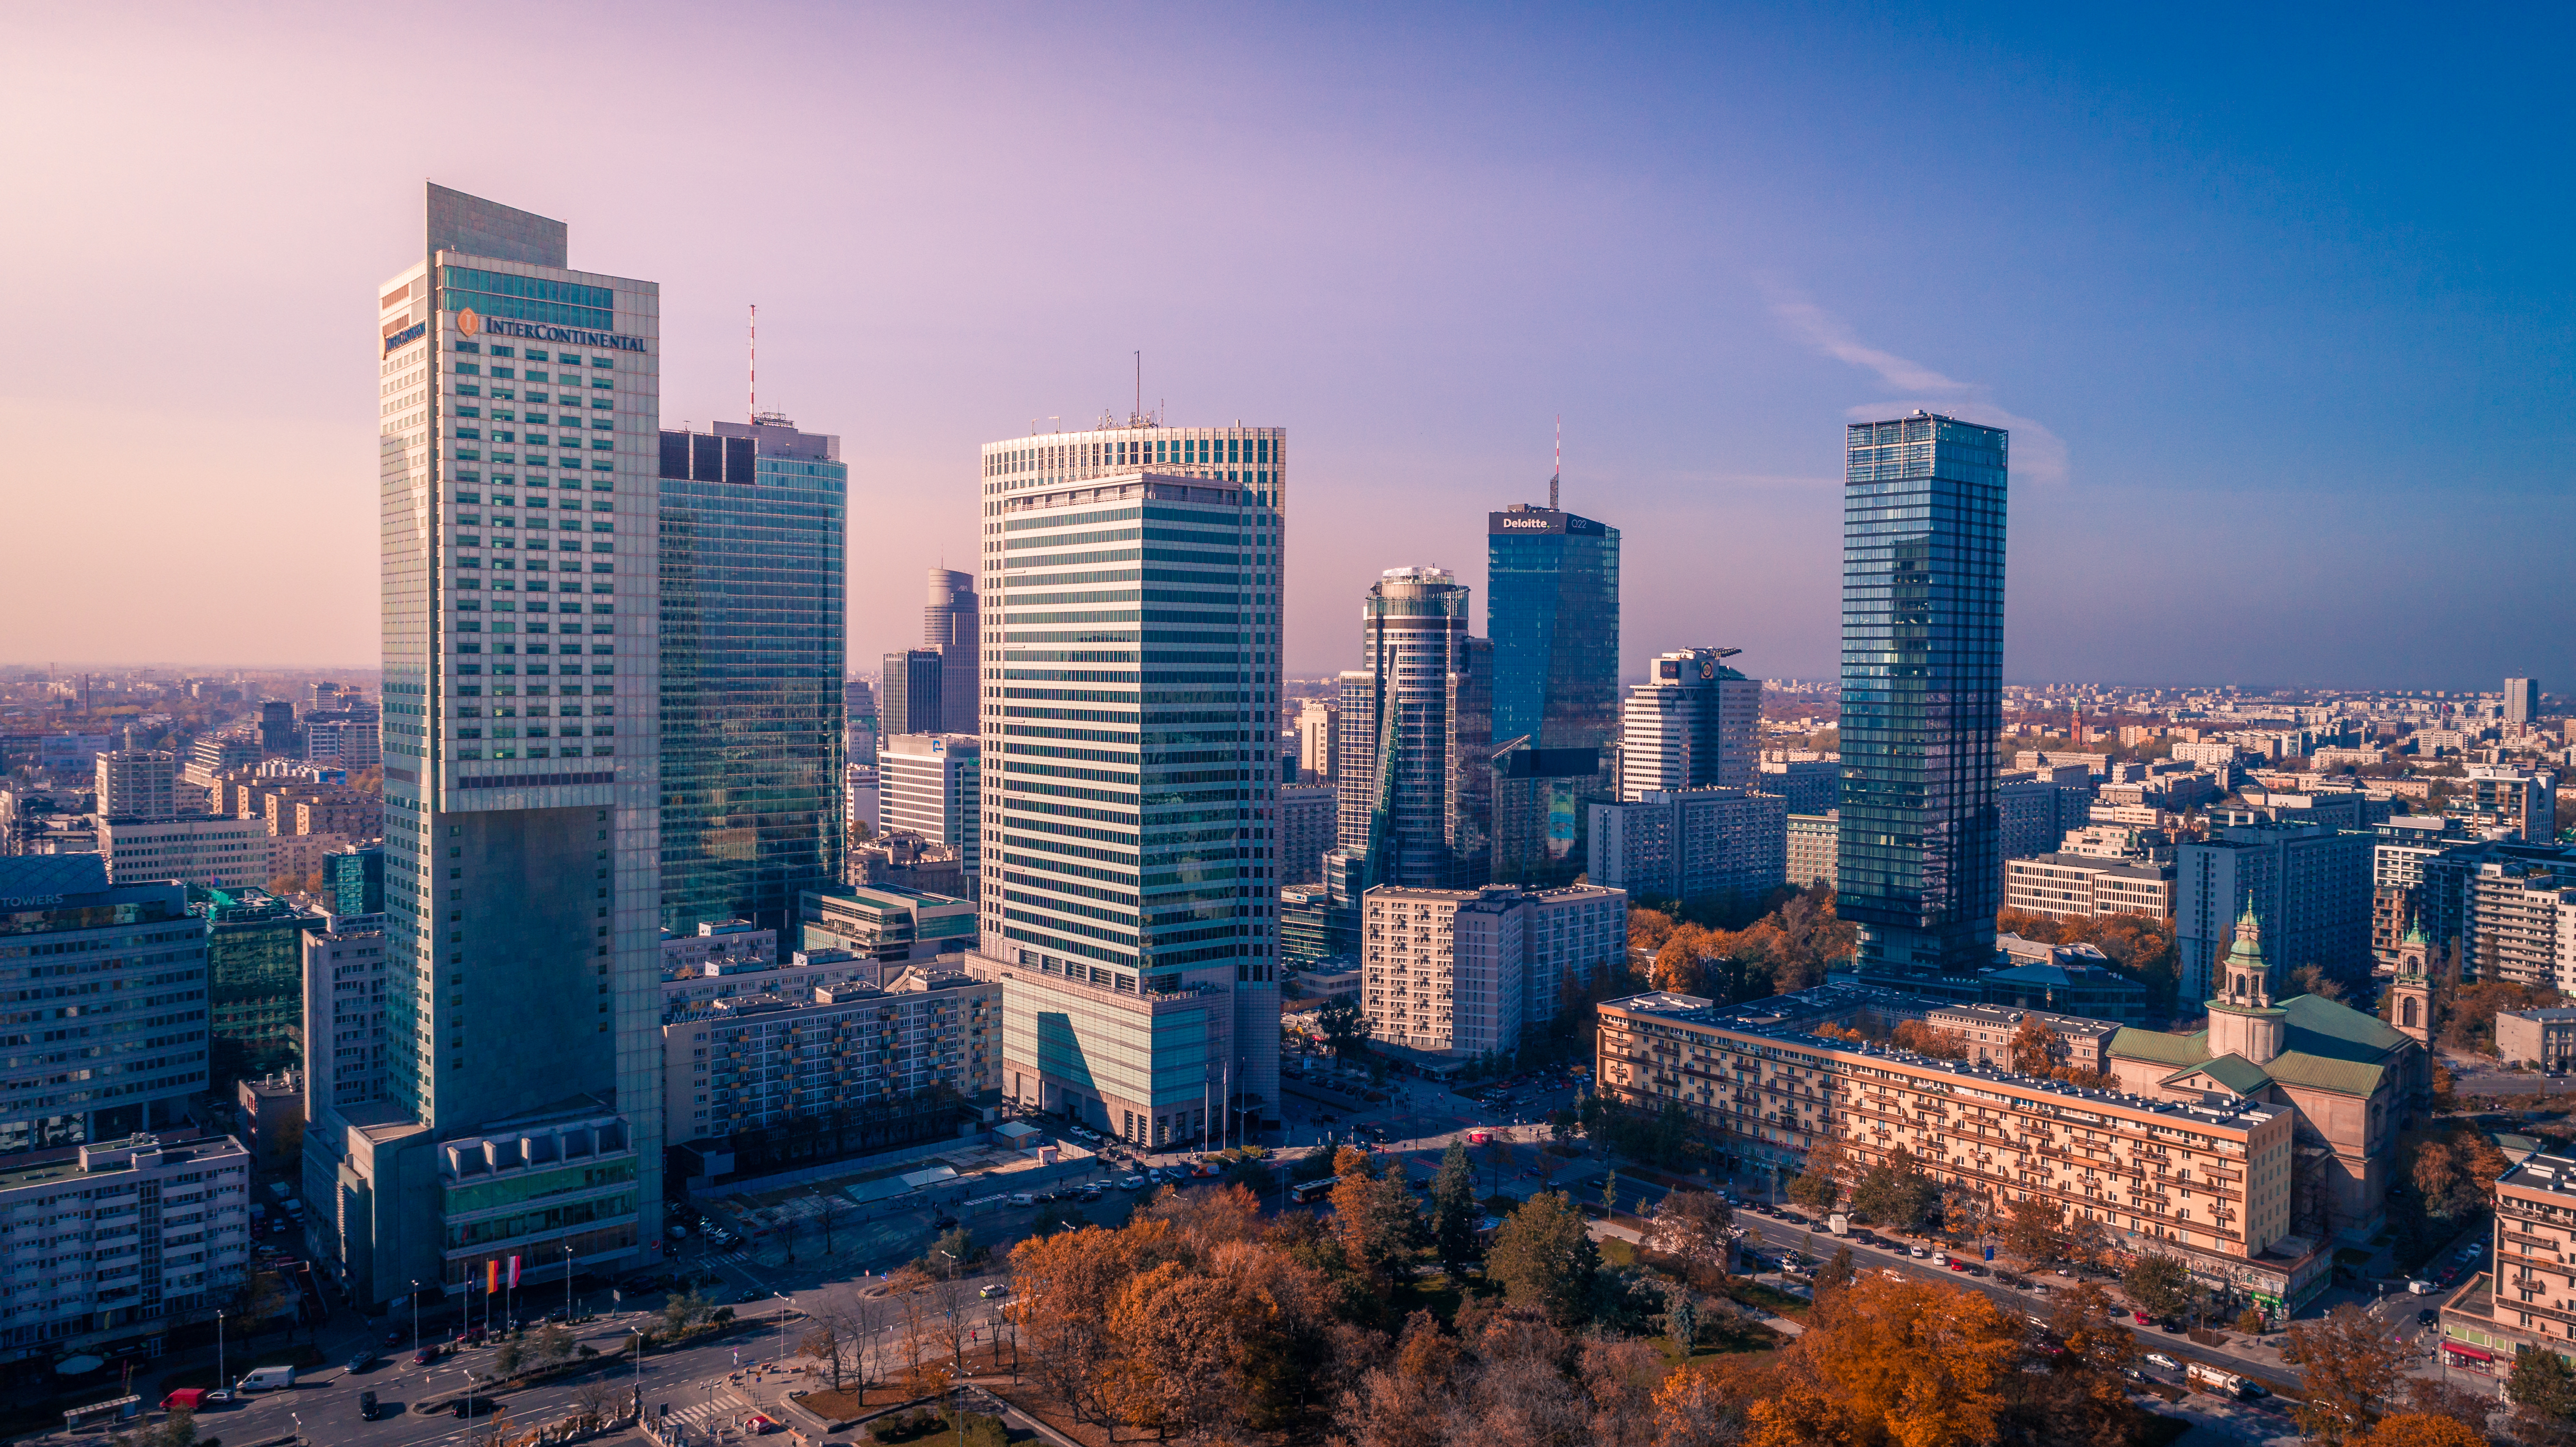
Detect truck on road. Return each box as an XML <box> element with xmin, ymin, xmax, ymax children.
<box><xmin>2185</xmin><ymin>1361</ymin><xmax>2254</xmax><ymax>1399</ymax></box>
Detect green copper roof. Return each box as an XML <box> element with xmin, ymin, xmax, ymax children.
<box><xmin>2110</xmin><ymin>1027</ymin><xmax>2211</xmax><ymax>1068</ymax></box>
<box><xmin>2166</xmin><ymin>1053</ymin><xmax>2274</xmax><ymax>1096</ymax></box>
<box><xmin>2276</xmin><ymin>993</ymin><xmax>2412</xmax><ymax>1063</ymax></box>
<box><xmin>2263</xmin><ymin>1051</ymin><xmax>2387</xmax><ymax>1097</ymax></box>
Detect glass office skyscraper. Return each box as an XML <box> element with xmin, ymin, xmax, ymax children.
<box><xmin>964</xmin><ymin>420</ymin><xmax>1285</xmax><ymax>1141</ymax></box>
<box><xmin>313</xmin><ymin>185</ymin><xmax>661</xmax><ymax>1313</ymax></box>
<box><xmin>657</xmin><ymin>415</ymin><xmax>848</xmax><ymax>935</ymax></box>
<box><xmin>1836</xmin><ymin>412</ymin><xmax>2008</xmax><ymax>977</ymax></box>
<box><xmin>1486</xmin><ymin>504</ymin><xmax>1619</xmax><ymax>884</ymax></box>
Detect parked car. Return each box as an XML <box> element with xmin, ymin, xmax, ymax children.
<box><xmin>2145</xmin><ymin>1352</ymin><xmax>2180</xmax><ymax>1371</ymax></box>
<box><xmin>736</xmin><ymin>1288</ymin><xmax>764</xmax><ymax>1303</ymax></box>
<box><xmin>346</xmin><ymin>1350</ymin><xmax>377</xmax><ymax>1373</ymax></box>
<box><xmin>1007</xmin><ymin>1192</ymin><xmax>1036</xmax><ymax>1208</ymax></box>
<box><xmin>979</xmin><ymin>1283</ymin><xmax>1008</xmax><ymax>1299</ymax></box>
<box><xmin>413</xmin><ymin>1346</ymin><xmax>441</xmax><ymax>1366</ymax></box>
<box><xmin>666</xmin><ymin>1224</ymin><xmax>690</xmax><ymax>1240</ymax></box>
<box><xmin>1118</xmin><ymin>1176</ymin><xmax>1149</xmax><ymax>1192</ymax></box>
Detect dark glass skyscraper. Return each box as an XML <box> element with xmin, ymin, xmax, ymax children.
<box><xmin>1486</xmin><ymin>504</ymin><xmax>1619</xmax><ymax>885</ymax></box>
<box><xmin>658</xmin><ymin>414</ymin><xmax>848</xmax><ymax>935</ymax></box>
<box><xmin>1836</xmin><ymin>412</ymin><xmax>2008</xmax><ymax>977</ymax></box>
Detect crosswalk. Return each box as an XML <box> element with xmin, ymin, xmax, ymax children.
<box><xmin>660</xmin><ymin>1389</ymin><xmax>749</xmax><ymax>1428</ymax></box>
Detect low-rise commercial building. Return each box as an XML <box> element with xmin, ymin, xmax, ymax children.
<box><xmin>800</xmin><ymin>883</ymin><xmax>975</xmax><ymax>965</ymax></box>
<box><xmin>2498</xmin><ymin>1007</ymin><xmax>2576</xmax><ymax>1071</ymax></box>
<box><xmin>2004</xmin><ymin>853</ymin><xmax>2176</xmax><ymax>922</ymax></box>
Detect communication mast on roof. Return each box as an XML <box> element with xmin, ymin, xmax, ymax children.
<box><xmin>1551</xmin><ymin>415</ymin><xmax>1561</xmax><ymax>510</ymax></box>
<box><xmin>747</xmin><ymin>304</ymin><xmax>757</xmax><ymax>423</ymax></box>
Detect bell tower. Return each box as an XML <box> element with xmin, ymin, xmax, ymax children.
<box><xmin>2390</xmin><ymin>920</ymin><xmax>2434</xmax><ymax>1047</ymax></box>
<box><xmin>2206</xmin><ymin>902</ymin><xmax>2288</xmax><ymax>1066</ymax></box>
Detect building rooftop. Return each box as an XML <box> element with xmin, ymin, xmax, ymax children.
<box><xmin>1604</xmin><ymin>987</ymin><xmax>2283</xmax><ymax>1130</ymax></box>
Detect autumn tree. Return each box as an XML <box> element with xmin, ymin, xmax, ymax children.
<box><xmin>1640</xmin><ymin>1190</ymin><xmax>1733</xmax><ymax>1273</ymax></box>
<box><xmin>1789</xmin><ymin>1138</ymin><xmax>1845</xmax><ymax>1211</ymax></box>
<box><xmin>2283</xmin><ymin>1303</ymin><xmax>2407</xmax><ymax>1445</ymax></box>
<box><xmin>2121</xmin><ymin>1251</ymin><xmax>2197</xmax><ymax>1321</ymax></box>
<box><xmin>1890</xmin><ymin>1019</ymin><xmax>1970</xmax><ymax>1060</ymax></box>
<box><xmin>2008</xmin><ymin>1017</ymin><xmax>2057</xmax><ymax>1076</ymax></box>
<box><xmin>2354</xmin><ymin>1416</ymin><xmax>2487</xmax><ymax>1447</ymax></box>
<box><xmin>1650</xmin><ymin>1366</ymin><xmax>1748</xmax><ymax>1447</ymax></box>
<box><xmin>1849</xmin><ymin>1145</ymin><xmax>1936</xmax><ymax>1230</ymax></box>
<box><xmin>1999</xmin><ymin>1192</ymin><xmax>2064</xmax><ymax>1269</ymax></box>
<box><xmin>2509</xmin><ymin>1343</ymin><xmax>2576</xmax><ymax>1445</ymax></box>
<box><xmin>1748</xmin><ymin>1273</ymin><xmax>2024</xmax><ymax>1447</ymax></box>
<box><xmin>1102</xmin><ymin>1259</ymin><xmax>1246</xmax><ymax>1439</ymax></box>
<box><xmin>1330</xmin><ymin>1146</ymin><xmax>1426</xmax><ymax>1287</ymax></box>
<box><xmin>1004</xmin><ymin>1225</ymin><xmax>1145</xmax><ymax>1425</ymax></box>
<box><xmin>1486</xmin><ymin>1191</ymin><xmax>1600</xmax><ymax>1327</ymax></box>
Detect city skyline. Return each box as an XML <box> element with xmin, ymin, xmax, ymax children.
<box><xmin>6</xmin><ymin>7</ymin><xmax>2571</xmax><ymax>689</ymax></box>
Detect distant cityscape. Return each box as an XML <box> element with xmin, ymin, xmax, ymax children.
<box><xmin>1</xmin><ymin>181</ymin><xmax>2568</xmax><ymax>1395</ymax></box>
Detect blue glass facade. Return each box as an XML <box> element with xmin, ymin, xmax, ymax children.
<box><xmin>1486</xmin><ymin>507</ymin><xmax>1620</xmax><ymax>752</ymax></box>
<box><xmin>658</xmin><ymin>419</ymin><xmax>848</xmax><ymax>936</ymax></box>
<box><xmin>1486</xmin><ymin>506</ymin><xmax>1618</xmax><ymax>886</ymax></box>
<box><xmin>1836</xmin><ymin>413</ymin><xmax>2008</xmax><ymax>976</ymax></box>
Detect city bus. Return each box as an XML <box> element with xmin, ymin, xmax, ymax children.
<box><xmin>1289</xmin><ymin>1176</ymin><xmax>1339</xmax><ymax>1205</ymax></box>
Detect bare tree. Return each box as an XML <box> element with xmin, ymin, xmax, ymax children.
<box><xmin>572</xmin><ymin>1381</ymin><xmax>620</xmax><ymax>1429</ymax></box>
<box><xmin>931</xmin><ymin>1272</ymin><xmax>976</xmax><ymax>1372</ymax></box>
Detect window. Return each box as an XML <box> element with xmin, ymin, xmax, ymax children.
<box><xmin>456</xmin><ymin>363</ymin><xmax>481</xmax><ymax>376</ymax></box>
<box><xmin>491</xmin><ymin>367</ymin><xmax>515</xmax><ymax>379</ymax></box>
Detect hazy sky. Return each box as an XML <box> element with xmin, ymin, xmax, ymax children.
<box><xmin>5</xmin><ymin>4</ymin><xmax>2570</xmax><ymax>690</ymax></box>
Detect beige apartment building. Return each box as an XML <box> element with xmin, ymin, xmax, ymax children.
<box><xmin>1597</xmin><ymin>982</ymin><xmax>2323</xmax><ymax>1320</ymax></box>
<box><xmin>2441</xmin><ymin>1149</ymin><xmax>2576</xmax><ymax>1377</ymax></box>
<box><xmin>2004</xmin><ymin>852</ymin><xmax>2176</xmax><ymax>921</ymax></box>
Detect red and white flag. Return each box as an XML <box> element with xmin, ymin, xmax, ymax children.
<box><xmin>507</xmin><ymin>1255</ymin><xmax>521</xmax><ymax>1289</ymax></box>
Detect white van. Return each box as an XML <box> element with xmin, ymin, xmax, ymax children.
<box><xmin>237</xmin><ymin>1366</ymin><xmax>297</xmax><ymax>1392</ymax></box>
<box><xmin>2407</xmin><ymin>1279</ymin><xmax>2436</xmax><ymax>1295</ymax></box>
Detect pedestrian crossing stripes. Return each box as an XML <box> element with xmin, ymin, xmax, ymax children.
<box><xmin>662</xmin><ymin>1390</ymin><xmax>748</xmax><ymax>1427</ymax></box>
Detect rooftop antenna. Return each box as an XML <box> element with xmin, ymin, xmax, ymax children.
<box><xmin>747</xmin><ymin>304</ymin><xmax>756</xmax><ymax>423</ymax></box>
<box><xmin>1135</xmin><ymin>351</ymin><xmax>1142</xmax><ymax>422</ymax></box>
<box><xmin>1551</xmin><ymin>414</ymin><xmax>1561</xmax><ymax>510</ymax></box>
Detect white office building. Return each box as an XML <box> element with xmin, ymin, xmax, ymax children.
<box><xmin>1588</xmin><ymin>788</ymin><xmax>1785</xmax><ymax>904</ymax></box>
<box><xmin>964</xmin><ymin>425</ymin><xmax>1287</xmax><ymax>1143</ymax></box>
<box><xmin>880</xmin><ymin>735</ymin><xmax>981</xmax><ymax>881</ymax></box>
<box><xmin>1618</xmin><ymin>649</ymin><xmax>1759</xmax><ymax>800</ymax></box>
<box><xmin>0</xmin><ymin>1135</ymin><xmax>251</xmax><ymax>1363</ymax></box>
<box><xmin>98</xmin><ymin>814</ymin><xmax>272</xmax><ymax>889</ymax></box>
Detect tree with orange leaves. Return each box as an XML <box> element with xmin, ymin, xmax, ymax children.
<box><xmin>1747</xmin><ymin>1273</ymin><xmax>2024</xmax><ymax>1447</ymax></box>
<box><xmin>2354</xmin><ymin>1415</ymin><xmax>2489</xmax><ymax>1447</ymax></box>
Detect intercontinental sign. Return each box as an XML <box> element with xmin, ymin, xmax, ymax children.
<box><xmin>455</xmin><ymin>307</ymin><xmax>646</xmax><ymax>354</ymax></box>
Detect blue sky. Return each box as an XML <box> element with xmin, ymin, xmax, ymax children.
<box><xmin>2</xmin><ymin>3</ymin><xmax>2567</xmax><ymax>688</ymax></box>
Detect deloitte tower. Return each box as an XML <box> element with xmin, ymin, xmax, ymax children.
<box><xmin>963</xmin><ymin>418</ymin><xmax>1286</xmax><ymax>1145</ymax></box>
<box><xmin>307</xmin><ymin>186</ymin><xmax>663</xmax><ymax>1312</ymax></box>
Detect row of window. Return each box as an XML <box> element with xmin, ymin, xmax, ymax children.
<box><xmin>454</xmin><ymin>746</ymin><xmax>617</xmax><ymax>760</ymax></box>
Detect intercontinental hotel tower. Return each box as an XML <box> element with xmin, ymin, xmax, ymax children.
<box><xmin>307</xmin><ymin>186</ymin><xmax>663</xmax><ymax>1312</ymax></box>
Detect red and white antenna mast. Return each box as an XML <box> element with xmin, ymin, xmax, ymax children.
<box><xmin>1551</xmin><ymin>414</ymin><xmax>1561</xmax><ymax>510</ymax></box>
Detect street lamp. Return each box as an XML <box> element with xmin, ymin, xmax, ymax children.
<box><xmin>410</xmin><ymin>1279</ymin><xmax>422</xmax><ymax>1361</ymax></box>
<box><xmin>215</xmin><ymin>1310</ymin><xmax>226</xmax><ymax>1392</ymax></box>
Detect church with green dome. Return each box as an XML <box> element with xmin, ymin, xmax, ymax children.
<box><xmin>2106</xmin><ymin>903</ymin><xmax>2431</xmax><ymax>1244</ymax></box>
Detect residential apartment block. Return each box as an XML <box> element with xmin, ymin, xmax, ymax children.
<box><xmin>1787</xmin><ymin>810</ymin><xmax>1839</xmax><ymax>889</ymax></box>
<box><xmin>0</xmin><ymin>1134</ymin><xmax>251</xmax><ymax>1366</ymax></box>
<box><xmin>304</xmin><ymin>918</ymin><xmax>389</xmax><ymax>1114</ymax></box>
<box><xmin>1597</xmin><ymin>984</ymin><xmax>2319</xmax><ymax>1320</ymax></box>
<box><xmin>1360</xmin><ymin>883</ymin><xmax>1627</xmax><ymax>1058</ymax></box>
<box><xmin>1588</xmin><ymin>788</ymin><xmax>1785</xmax><ymax>904</ymax></box>
<box><xmin>1276</xmin><ymin>784</ymin><xmax>1335</xmax><ymax>886</ymax></box>
<box><xmin>662</xmin><ymin>966</ymin><xmax>997</xmax><ymax>1146</ymax></box>
<box><xmin>2441</xmin><ymin>1150</ymin><xmax>2576</xmax><ymax>1376</ymax></box>
<box><xmin>2174</xmin><ymin>820</ymin><xmax>2370</xmax><ymax>1001</ymax></box>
